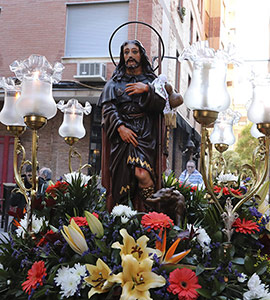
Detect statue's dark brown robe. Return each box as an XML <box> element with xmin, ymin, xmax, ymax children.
<box><xmin>99</xmin><ymin>73</ymin><xmax>166</xmax><ymax>211</ymax></box>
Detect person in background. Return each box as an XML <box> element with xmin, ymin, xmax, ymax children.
<box><xmin>10</xmin><ymin>164</ymin><xmax>32</xmax><ymax>212</ymax></box>
<box><xmin>9</xmin><ymin>165</ymin><xmax>33</xmax><ymax>232</ymax></box>
<box><xmin>179</xmin><ymin>160</ymin><xmax>204</xmax><ymax>187</ymax></box>
<box><xmin>37</xmin><ymin>167</ymin><xmax>53</xmax><ymax>200</ymax></box>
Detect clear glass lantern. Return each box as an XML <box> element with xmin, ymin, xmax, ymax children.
<box><xmin>9</xmin><ymin>54</ymin><xmax>64</xmax><ymax>120</ymax></box>
<box><xmin>0</xmin><ymin>77</ymin><xmax>25</xmax><ymax>126</ymax></box>
<box><xmin>180</xmin><ymin>41</ymin><xmax>240</xmax><ymax>112</ymax></box>
<box><xmin>57</xmin><ymin>99</ymin><xmax>92</xmax><ymax>139</ymax></box>
<box><xmin>247</xmin><ymin>75</ymin><xmax>270</xmax><ymax>124</ymax></box>
<box><xmin>210</xmin><ymin>109</ymin><xmax>241</xmax><ymax>145</ymax></box>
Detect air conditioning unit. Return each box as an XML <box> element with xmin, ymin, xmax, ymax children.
<box><xmin>75</xmin><ymin>63</ymin><xmax>106</xmax><ymax>82</ymax></box>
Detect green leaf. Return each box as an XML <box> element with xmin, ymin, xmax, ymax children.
<box><xmin>196</xmin><ymin>264</ymin><xmax>205</xmax><ymax>276</ymax></box>
<box><xmin>197</xmin><ymin>288</ymin><xmax>212</xmax><ymax>298</ymax></box>
<box><xmin>231</xmin><ymin>257</ymin><xmax>245</xmax><ymax>265</ymax></box>
<box><xmin>255</xmin><ymin>261</ymin><xmax>269</xmax><ymax>275</ymax></box>
<box><xmin>244</xmin><ymin>256</ymin><xmax>256</xmax><ymax>273</ymax></box>
<box><xmin>95</xmin><ymin>240</ymin><xmax>110</xmax><ymax>256</ymax></box>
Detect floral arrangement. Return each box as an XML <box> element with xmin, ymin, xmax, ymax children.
<box><xmin>0</xmin><ymin>171</ymin><xmax>270</xmax><ymax>300</ymax></box>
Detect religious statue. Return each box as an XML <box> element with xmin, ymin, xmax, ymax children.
<box><xmin>99</xmin><ymin>39</ymin><xmax>183</xmax><ymax>211</ymax></box>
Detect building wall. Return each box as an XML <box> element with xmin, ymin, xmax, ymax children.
<box><xmin>0</xmin><ymin>0</ymin><xmax>225</xmax><ymax>182</ymax></box>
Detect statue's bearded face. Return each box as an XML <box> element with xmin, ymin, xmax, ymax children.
<box><xmin>123</xmin><ymin>43</ymin><xmax>141</xmax><ymax>70</ymax></box>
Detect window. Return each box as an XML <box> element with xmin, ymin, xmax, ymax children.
<box><xmin>190</xmin><ymin>14</ymin><xmax>194</xmax><ymax>44</ymax></box>
<box><xmin>65</xmin><ymin>2</ymin><xmax>129</xmax><ymax>57</ymax></box>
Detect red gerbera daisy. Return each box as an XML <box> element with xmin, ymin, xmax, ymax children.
<box><xmin>168</xmin><ymin>268</ymin><xmax>201</xmax><ymax>300</ymax></box>
<box><xmin>233</xmin><ymin>218</ymin><xmax>260</xmax><ymax>234</ymax></box>
<box><xmin>141</xmin><ymin>212</ymin><xmax>174</xmax><ymax>231</ymax></box>
<box><xmin>22</xmin><ymin>261</ymin><xmax>47</xmax><ymax>295</ymax></box>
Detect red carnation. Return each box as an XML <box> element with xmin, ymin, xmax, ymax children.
<box><xmin>46</xmin><ymin>181</ymin><xmax>68</xmax><ymax>197</ymax></box>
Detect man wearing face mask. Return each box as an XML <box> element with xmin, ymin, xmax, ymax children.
<box><xmin>99</xmin><ymin>40</ymin><xmax>166</xmax><ymax>211</ymax></box>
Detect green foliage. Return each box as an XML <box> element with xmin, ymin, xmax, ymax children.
<box><xmin>235</xmin><ymin>123</ymin><xmax>258</xmax><ymax>165</ymax></box>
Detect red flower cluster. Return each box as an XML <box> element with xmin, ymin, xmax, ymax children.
<box><xmin>71</xmin><ymin>213</ymin><xmax>99</xmax><ymax>227</ymax></box>
<box><xmin>190</xmin><ymin>186</ymin><xmax>197</xmax><ymax>193</ymax></box>
<box><xmin>70</xmin><ymin>216</ymin><xmax>88</xmax><ymax>226</ymax></box>
<box><xmin>22</xmin><ymin>261</ymin><xmax>47</xmax><ymax>295</ymax></box>
<box><xmin>46</xmin><ymin>181</ymin><xmax>69</xmax><ymax>197</ymax></box>
<box><xmin>168</xmin><ymin>268</ymin><xmax>201</xmax><ymax>300</ymax></box>
<box><xmin>141</xmin><ymin>212</ymin><xmax>174</xmax><ymax>231</ymax></box>
<box><xmin>233</xmin><ymin>218</ymin><xmax>260</xmax><ymax>234</ymax></box>
<box><xmin>214</xmin><ymin>186</ymin><xmax>242</xmax><ymax>196</ymax></box>
<box><xmin>36</xmin><ymin>230</ymin><xmax>60</xmax><ymax>247</ymax></box>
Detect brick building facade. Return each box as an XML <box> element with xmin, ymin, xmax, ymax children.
<box><xmin>0</xmin><ymin>0</ymin><xmax>226</xmax><ymax>188</ymax></box>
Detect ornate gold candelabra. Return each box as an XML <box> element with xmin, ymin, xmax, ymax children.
<box><xmin>0</xmin><ymin>55</ymin><xmax>64</xmax><ymax>231</ymax></box>
<box><xmin>181</xmin><ymin>41</ymin><xmax>270</xmax><ymax>243</ymax></box>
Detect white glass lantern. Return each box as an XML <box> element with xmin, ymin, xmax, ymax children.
<box><xmin>247</xmin><ymin>75</ymin><xmax>270</xmax><ymax>124</ymax></box>
<box><xmin>58</xmin><ymin>99</ymin><xmax>92</xmax><ymax>139</ymax></box>
<box><xmin>210</xmin><ymin>109</ymin><xmax>241</xmax><ymax>145</ymax></box>
<box><xmin>9</xmin><ymin>54</ymin><xmax>64</xmax><ymax>120</ymax></box>
<box><xmin>250</xmin><ymin>123</ymin><xmax>265</xmax><ymax>139</ymax></box>
<box><xmin>0</xmin><ymin>77</ymin><xmax>25</xmax><ymax>126</ymax></box>
<box><xmin>180</xmin><ymin>41</ymin><xmax>240</xmax><ymax>112</ymax></box>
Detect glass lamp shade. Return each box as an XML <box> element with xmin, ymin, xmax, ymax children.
<box><xmin>247</xmin><ymin>76</ymin><xmax>270</xmax><ymax>124</ymax></box>
<box><xmin>9</xmin><ymin>54</ymin><xmax>64</xmax><ymax>120</ymax></box>
<box><xmin>250</xmin><ymin>123</ymin><xmax>265</xmax><ymax>139</ymax></box>
<box><xmin>210</xmin><ymin>109</ymin><xmax>241</xmax><ymax>145</ymax></box>
<box><xmin>57</xmin><ymin>99</ymin><xmax>92</xmax><ymax>139</ymax></box>
<box><xmin>184</xmin><ymin>60</ymin><xmax>230</xmax><ymax>111</ymax></box>
<box><xmin>180</xmin><ymin>41</ymin><xmax>241</xmax><ymax>112</ymax></box>
<box><xmin>0</xmin><ymin>77</ymin><xmax>25</xmax><ymax>126</ymax></box>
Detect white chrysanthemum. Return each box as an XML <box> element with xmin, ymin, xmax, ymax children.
<box><xmin>60</xmin><ymin>273</ymin><xmax>80</xmax><ymax>298</ymax></box>
<box><xmin>64</xmin><ymin>171</ymin><xmax>91</xmax><ymax>186</ymax></box>
<box><xmin>237</xmin><ymin>273</ymin><xmax>247</xmax><ymax>283</ymax></box>
<box><xmin>121</xmin><ymin>216</ymin><xmax>129</xmax><ymax>224</ymax></box>
<box><xmin>0</xmin><ymin>264</ymin><xmax>3</xmax><ymax>270</ymax></box>
<box><xmin>54</xmin><ymin>266</ymin><xmax>71</xmax><ymax>287</ymax></box>
<box><xmin>111</xmin><ymin>204</ymin><xmax>137</xmax><ymax>217</ymax></box>
<box><xmin>243</xmin><ymin>273</ymin><xmax>270</xmax><ymax>300</ymax></box>
<box><xmin>216</xmin><ymin>173</ymin><xmax>238</xmax><ymax>183</ymax></box>
<box><xmin>72</xmin><ymin>263</ymin><xmax>87</xmax><ymax>278</ymax></box>
<box><xmin>15</xmin><ymin>214</ymin><xmax>47</xmax><ymax>238</ymax></box>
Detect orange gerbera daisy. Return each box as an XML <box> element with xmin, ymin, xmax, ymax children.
<box><xmin>168</xmin><ymin>268</ymin><xmax>201</xmax><ymax>300</ymax></box>
<box><xmin>233</xmin><ymin>218</ymin><xmax>260</xmax><ymax>234</ymax></box>
<box><xmin>141</xmin><ymin>212</ymin><xmax>174</xmax><ymax>231</ymax></box>
<box><xmin>22</xmin><ymin>261</ymin><xmax>47</xmax><ymax>295</ymax></box>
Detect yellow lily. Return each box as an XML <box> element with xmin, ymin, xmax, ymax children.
<box><xmin>84</xmin><ymin>258</ymin><xmax>114</xmax><ymax>299</ymax></box>
<box><xmin>156</xmin><ymin>230</ymin><xmax>191</xmax><ymax>264</ymax></box>
<box><xmin>61</xmin><ymin>219</ymin><xmax>88</xmax><ymax>255</ymax></box>
<box><xmin>112</xmin><ymin>228</ymin><xmax>161</xmax><ymax>261</ymax></box>
<box><xmin>85</xmin><ymin>211</ymin><xmax>104</xmax><ymax>238</ymax></box>
<box><xmin>112</xmin><ymin>254</ymin><xmax>166</xmax><ymax>300</ymax></box>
